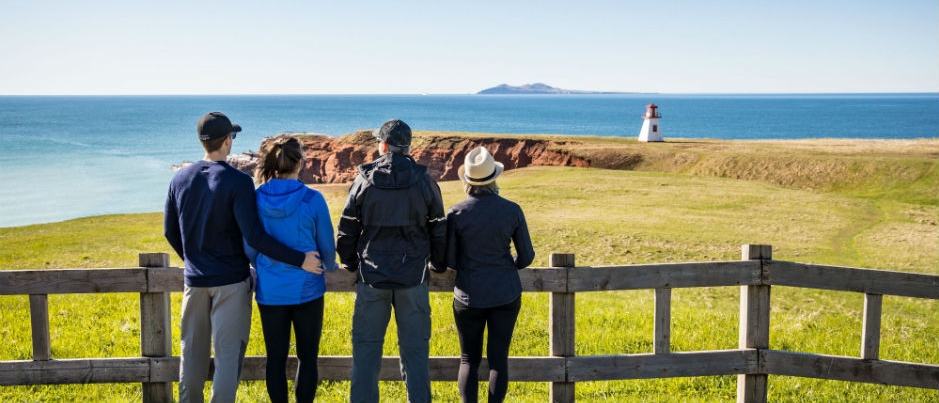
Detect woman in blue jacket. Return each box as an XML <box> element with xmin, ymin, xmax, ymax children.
<box><xmin>245</xmin><ymin>135</ymin><xmax>337</xmax><ymax>403</ymax></box>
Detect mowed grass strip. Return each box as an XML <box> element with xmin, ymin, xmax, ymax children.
<box><xmin>1</xmin><ymin>138</ymin><xmax>937</xmax><ymax>402</ymax></box>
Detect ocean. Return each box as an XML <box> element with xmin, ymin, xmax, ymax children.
<box><xmin>0</xmin><ymin>93</ymin><xmax>937</xmax><ymax>228</ymax></box>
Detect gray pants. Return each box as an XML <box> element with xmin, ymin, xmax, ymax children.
<box><xmin>350</xmin><ymin>281</ymin><xmax>432</xmax><ymax>403</ymax></box>
<box><xmin>178</xmin><ymin>278</ymin><xmax>252</xmax><ymax>403</ymax></box>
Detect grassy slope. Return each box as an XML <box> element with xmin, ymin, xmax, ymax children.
<box><xmin>0</xmin><ymin>137</ymin><xmax>937</xmax><ymax>402</ymax></box>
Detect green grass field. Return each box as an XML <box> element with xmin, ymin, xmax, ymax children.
<box><xmin>1</xmin><ymin>137</ymin><xmax>937</xmax><ymax>402</ymax></box>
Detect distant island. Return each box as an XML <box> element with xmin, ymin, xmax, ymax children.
<box><xmin>477</xmin><ymin>82</ymin><xmax>632</xmax><ymax>95</ymax></box>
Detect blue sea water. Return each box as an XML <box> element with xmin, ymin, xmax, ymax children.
<box><xmin>0</xmin><ymin>93</ymin><xmax>937</xmax><ymax>228</ymax></box>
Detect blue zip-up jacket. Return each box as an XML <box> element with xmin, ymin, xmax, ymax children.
<box><xmin>164</xmin><ymin>160</ymin><xmax>305</xmax><ymax>287</ymax></box>
<box><xmin>245</xmin><ymin>179</ymin><xmax>338</xmax><ymax>306</ymax></box>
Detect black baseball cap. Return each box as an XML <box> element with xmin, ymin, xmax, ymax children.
<box><xmin>373</xmin><ymin>119</ymin><xmax>412</xmax><ymax>147</ymax></box>
<box><xmin>197</xmin><ymin>112</ymin><xmax>242</xmax><ymax>141</ymax></box>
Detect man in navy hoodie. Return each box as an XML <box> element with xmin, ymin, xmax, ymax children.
<box><xmin>164</xmin><ymin>112</ymin><xmax>322</xmax><ymax>403</ymax></box>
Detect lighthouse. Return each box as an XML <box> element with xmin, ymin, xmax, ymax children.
<box><xmin>637</xmin><ymin>103</ymin><xmax>663</xmax><ymax>142</ymax></box>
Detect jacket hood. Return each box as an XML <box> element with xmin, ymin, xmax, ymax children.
<box><xmin>358</xmin><ymin>152</ymin><xmax>427</xmax><ymax>189</ymax></box>
<box><xmin>256</xmin><ymin>179</ymin><xmax>308</xmax><ymax>219</ymax></box>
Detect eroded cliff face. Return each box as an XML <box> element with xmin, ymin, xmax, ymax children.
<box><xmin>229</xmin><ymin>131</ymin><xmax>590</xmax><ymax>184</ymax></box>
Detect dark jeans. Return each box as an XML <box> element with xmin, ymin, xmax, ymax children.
<box><xmin>258</xmin><ymin>297</ymin><xmax>324</xmax><ymax>403</ymax></box>
<box><xmin>452</xmin><ymin>296</ymin><xmax>522</xmax><ymax>403</ymax></box>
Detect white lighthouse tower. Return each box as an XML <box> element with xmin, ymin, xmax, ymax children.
<box><xmin>637</xmin><ymin>103</ymin><xmax>663</xmax><ymax>142</ymax></box>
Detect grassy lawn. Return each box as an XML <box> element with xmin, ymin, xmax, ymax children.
<box><xmin>1</xmin><ymin>137</ymin><xmax>936</xmax><ymax>402</ymax></box>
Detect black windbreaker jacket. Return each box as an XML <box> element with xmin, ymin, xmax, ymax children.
<box><xmin>336</xmin><ymin>152</ymin><xmax>446</xmax><ymax>289</ymax></box>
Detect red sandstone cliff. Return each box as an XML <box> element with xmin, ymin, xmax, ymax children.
<box><xmin>229</xmin><ymin>131</ymin><xmax>591</xmax><ymax>184</ymax></box>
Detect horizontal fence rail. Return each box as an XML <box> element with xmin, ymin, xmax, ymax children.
<box><xmin>1</xmin><ymin>245</ymin><xmax>937</xmax><ymax>403</ymax></box>
<box><xmin>11</xmin><ymin>257</ymin><xmax>936</xmax><ymax>297</ymax></box>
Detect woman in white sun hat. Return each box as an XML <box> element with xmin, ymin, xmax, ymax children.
<box><xmin>444</xmin><ymin>146</ymin><xmax>535</xmax><ymax>403</ymax></box>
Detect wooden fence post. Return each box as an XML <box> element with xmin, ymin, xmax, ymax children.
<box><xmin>862</xmin><ymin>293</ymin><xmax>883</xmax><ymax>360</ymax></box>
<box><xmin>737</xmin><ymin>244</ymin><xmax>771</xmax><ymax>403</ymax></box>
<box><xmin>28</xmin><ymin>294</ymin><xmax>51</xmax><ymax>361</ymax></box>
<box><xmin>139</xmin><ymin>253</ymin><xmax>173</xmax><ymax>403</ymax></box>
<box><xmin>549</xmin><ymin>253</ymin><xmax>576</xmax><ymax>403</ymax></box>
<box><xmin>654</xmin><ymin>288</ymin><xmax>671</xmax><ymax>354</ymax></box>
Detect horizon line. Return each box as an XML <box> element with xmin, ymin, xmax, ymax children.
<box><xmin>1</xmin><ymin>91</ymin><xmax>937</xmax><ymax>97</ymax></box>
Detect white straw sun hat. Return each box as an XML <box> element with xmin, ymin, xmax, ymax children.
<box><xmin>459</xmin><ymin>146</ymin><xmax>504</xmax><ymax>186</ymax></box>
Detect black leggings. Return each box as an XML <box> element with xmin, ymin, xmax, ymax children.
<box><xmin>452</xmin><ymin>297</ymin><xmax>522</xmax><ymax>403</ymax></box>
<box><xmin>258</xmin><ymin>297</ymin><xmax>324</xmax><ymax>403</ymax></box>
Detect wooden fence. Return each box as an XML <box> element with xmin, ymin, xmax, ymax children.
<box><xmin>1</xmin><ymin>245</ymin><xmax>937</xmax><ymax>403</ymax></box>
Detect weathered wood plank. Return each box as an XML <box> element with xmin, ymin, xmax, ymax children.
<box><xmin>766</xmin><ymin>261</ymin><xmax>939</xmax><ymax>299</ymax></box>
<box><xmin>136</xmin><ymin>256</ymin><xmax>178</xmax><ymax>403</ymax></box>
<box><xmin>28</xmin><ymin>294</ymin><xmax>51</xmax><ymax>361</ymax></box>
<box><xmin>551</xmin><ymin>291</ymin><xmax>576</xmax><ymax>359</ymax></box>
<box><xmin>0</xmin><ymin>269</ymin><xmax>149</xmax><ymax>295</ymax></box>
<box><xmin>142</xmin><ymin>378</ymin><xmax>172</xmax><ymax>403</ymax></box>
<box><xmin>763</xmin><ymin>350</ymin><xmax>939</xmax><ymax>390</ymax></box>
<box><xmin>738</xmin><ymin>285</ymin><xmax>770</xmax><ymax>349</ymax></box>
<box><xmin>140</xmin><ymin>291</ymin><xmax>172</xmax><ymax>403</ymax></box>
<box><xmin>566</xmin><ymin>261</ymin><xmax>761</xmax><ymax>292</ymax></box>
<box><xmin>3</xmin><ymin>246</ymin><xmax>938</xmax><ymax>400</ymax></box>
<box><xmin>549</xmin><ymin>254</ymin><xmax>576</xmax><ymax>403</ymax></box>
<box><xmin>14</xmin><ymin>351</ymin><xmax>935</xmax><ymax>389</ymax></box>
<box><xmin>319</xmin><ymin>356</ymin><xmax>564</xmax><ymax>382</ymax></box>
<box><xmin>741</xmin><ymin>244</ymin><xmax>773</xmax><ymax>261</ymax></box>
<box><xmin>738</xmin><ymin>244</ymin><xmax>771</xmax><ymax>403</ymax></box>
<box><xmin>146</xmin><ymin>265</ymin><xmax>571</xmax><ymax>294</ymax></box>
<box><xmin>138</xmin><ymin>253</ymin><xmax>170</xmax><ymax>268</ymax></box>
<box><xmin>145</xmin><ymin>267</ymin><xmax>184</xmax><ymax>292</ymax></box>
<box><xmin>550</xmin><ymin>253</ymin><xmax>576</xmax><ymax>268</ymax></box>
<box><xmin>862</xmin><ymin>293</ymin><xmax>883</xmax><ymax>360</ymax></box>
<box><xmin>149</xmin><ymin>356</ymin><xmax>179</xmax><ymax>383</ymax></box>
<box><xmin>0</xmin><ymin>358</ymin><xmax>150</xmax><ymax>385</ymax></box>
<box><xmin>147</xmin><ymin>356</ymin><xmax>565</xmax><ymax>383</ymax></box>
<box><xmin>568</xmin><ymin>350</ymin><xmax>759</xmax><ymax>381</ymax></box>
<box><xmin>521</xmin><ymin>268</ymin><xmax>568</xmax><ymax>293</ymax></box>
<box><xmin>321</xmin><ymin>266</ymin><xmax>567</xmax><ymax>293</ymax></box>
<box><xmin>323</xmin><ymin>266</ymin><xmax>464</xmax><ymax>292</ymax></box>
<box><xmin>140</xmin><ymin>293</ymin><xmax>171</xmax><ymax>358</ymax></box>
<box><xmin>654</xmin><ymin>288</ymin><xmax>671</xmax><ymax>354</ymax></box>
<box><xmin>737</xmin><ymin>372</ymin><xmax>769</xmax><ymax>403</ymax></box>
<box><xmin>138</xmin><ymin>252</ymin><xmax>565</xmax><ymax>294</ymax></box>
<box><xmin>5</xmin><ymin>260</ymin><xmax>936</xmax><ymax>299</ymax></box>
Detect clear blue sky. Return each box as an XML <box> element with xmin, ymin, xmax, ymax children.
<box><xmin>1</xmin><ymin>0</ymin><xmax>936</xmax><ymax>95</ymax></box>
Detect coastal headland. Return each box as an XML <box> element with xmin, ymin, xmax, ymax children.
<box><xmin>228</xmin><ymin>131</ymin><xmax>938</xmax><ymax>200</ymax></box>
<box><xmin>4</xmin><ymin>132</ymin><xmax>936</xmax><ymax>403</ymax></box>
<box><xmin>228</xmin><ymin>130</ymin><xmax>590</xmax><ymax>184</ymax></box>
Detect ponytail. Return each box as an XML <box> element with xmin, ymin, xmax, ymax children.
<box><xmin>255</xmin><ymin>135</ymin><xmax>303</xmax><ymax>184</ymax></box>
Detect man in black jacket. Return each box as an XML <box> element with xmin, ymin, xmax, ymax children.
<box><xmin>337</xmin><ymin>119</ymin><xmax>446</xmax><ymax>403</ymax></box>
